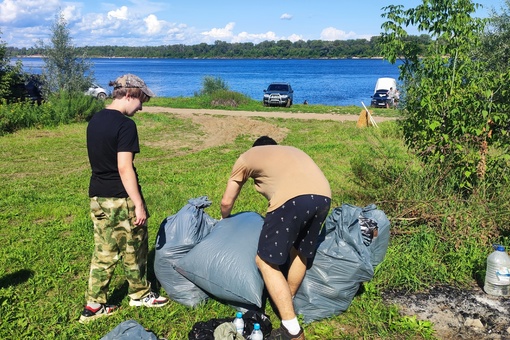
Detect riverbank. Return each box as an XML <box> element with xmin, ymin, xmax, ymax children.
<box><xmin>141</xmin><ymin>106</ymin><xmax>397</xmax><ymax>123</ymax></box>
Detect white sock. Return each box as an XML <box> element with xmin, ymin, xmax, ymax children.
<box><xmin>282</xmin><ymin>317</ymin><xmax>301</xmax><ymax>335</ymax></box>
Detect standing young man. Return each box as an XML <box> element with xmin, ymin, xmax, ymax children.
<box><xmin>80</xmin><ymin>74</ymin><xmax>168</xmax><ymax>323</ymax></box>
<box><xmin>220</xmin><ymin>136</ymin><xmax>331</xmax><ymax>340</ymax></box>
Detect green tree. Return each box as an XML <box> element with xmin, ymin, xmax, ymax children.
<box><xmin>38</xmin><ymin>12</ymin><xmax>94</xmax><ymax>96</ymax></box>
<box><xmin>478</xmin><ymin>0</ymin><xmax>510</xmax><ymax>73</ymax></box>
<box><xmin>380</xmin><ymin>0</ymin><xmax>510</xmax><ymax>194</ymax></box>
<box><xmin>0</xmin><ymin>30</ymin><xmax>25</xmax><ymax>101</ymax></box>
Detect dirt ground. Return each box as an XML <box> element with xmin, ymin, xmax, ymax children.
<box><xmin>383</xmin><ymin>285</ymin><xmax>510</xmax><ymax>339</ymax></box>
<box><xmin>141</xmin><ymin>106</ymin><xmax>392</xmax><ymax>149</ymax></box>
<box><xmin>142</xmin><ymin>107</ymin><xmax>510</xmax><ymax>340</ymax></box>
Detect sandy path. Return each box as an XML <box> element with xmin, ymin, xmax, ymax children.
<box><xmin>142</xmin><ymin>106</ymin><xmax>395</xmax><ymax>123</ymax></box>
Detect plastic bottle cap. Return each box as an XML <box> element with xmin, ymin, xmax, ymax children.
<box><xmin>236</xmin><ymin>312</ymin><xmax>243</xmax><ymax>318</ymax></box>
<box><xmin>496</xmin><ymin>245</ymin><xmax>506</xmax><ymax>251</ymax></box>
<box><xmin>254</xmin><ymin>323</ymin><xmax>260</xmax><ymax>330</ymax></box>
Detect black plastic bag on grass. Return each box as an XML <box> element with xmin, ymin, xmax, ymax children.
<box><xmin>188</xmin><ymin>310</ymin><xmax>272</xmax><ymax>340</ymax></box>
<box><xmin>188</xmin><ymin>317</ymin><xmax>233</xmax><ymax>340</ymax></box>
<box><xmin>242</xmin><ymin>310</ymin><xmax>272</xmax><ymax>338</ymax></box>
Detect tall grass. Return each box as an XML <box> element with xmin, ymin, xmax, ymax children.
<box><xmin>0</xmin><ymin>91</ymin><xmax>104</xmax><ymax>135</ymax></box>
<box><xmin>0</xmin><ymin>104</ymin><xmax>507</xmax><ymax>339</ymax></box>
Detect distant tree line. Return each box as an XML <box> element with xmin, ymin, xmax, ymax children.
<box><xmin>8</xmin><ymin>35</ymin><xmax>433</xmax><ymax>59</ymax></box>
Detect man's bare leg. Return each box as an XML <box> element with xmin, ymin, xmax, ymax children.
<box><xmin>255</xmin><ymin>255</ymin><xmax>295</xmax><ymax>320</ymax></box>
<box><xmin>287</xmin><ymin>247</ymin><xmax>307</xmax><ymax>297</ymax></box>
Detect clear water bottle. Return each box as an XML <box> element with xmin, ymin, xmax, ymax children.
<box><xmin>249</xmin><ymin>323</ymin><xmax>263</xmax><ymax>340</ymax></box>
<box><xmin>484</xmin><ymin>245</ymin><xmax>510</xmax><ymax>296</ymax></box>
<box><xmin>233</xmin><ymin>311</ymin><xmax>244</xmax><ymax>335</ymax></box>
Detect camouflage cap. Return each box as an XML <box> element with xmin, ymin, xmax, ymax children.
<box><xmin>112</xmin><ymin>73</ymin><xmax>155</xmax><ymax>97</ymax></box>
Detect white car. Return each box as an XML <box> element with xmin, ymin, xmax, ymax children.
<box><xmin>85</xmin><ymin>83</ymin><xmax>108</xmax><ymax>99</ymax></box>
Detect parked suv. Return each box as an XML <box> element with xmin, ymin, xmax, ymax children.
<box><xmin>263</xmin><ymin>82</ymin><xmax>293</xmax><ymax>107</ymax></box>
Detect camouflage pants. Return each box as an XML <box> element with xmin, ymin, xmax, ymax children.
<box><xmin>85</xmin><ymin>197</ymin><xmax>151</xmax><ymax>304</ymax></box>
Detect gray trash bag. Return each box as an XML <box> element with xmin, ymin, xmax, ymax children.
<box><xmin>154</xmin><ymin>196</ymin><xmax>218</xmax><ymax>307</ymax></box>
<box><xmin>175</xmin><ymin>212</ymin><xmax>265</xmax><ymax>309</ymax></box>
<box><xmin>100</xmin><ymin>320</ymin><xmax>158</xmax><ymax>340</ymax></box>
<box><xmin>294</xmin><ymin>203</ymin><xmax>376</xmax><ymax>323</ymax></box>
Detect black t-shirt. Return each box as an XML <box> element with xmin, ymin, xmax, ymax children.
<box><xmin>87</xmin><ymin>109</ymin><xmax>140</xmax><ymax>197</ymax></box>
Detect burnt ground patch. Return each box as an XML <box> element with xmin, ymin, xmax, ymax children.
<box><xmin>382</xmin><ymin>285</ymin><xmax>510</xmax><ymax>339</ymax></box>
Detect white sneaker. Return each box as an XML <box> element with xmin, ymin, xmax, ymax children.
<box><xmin>129</xmin><ymin>292</ymin><xmax>169</xmax><ymax>307</ymax></box>
<box><xmin>79</xmin><ymin>304</ymin><xmax>118</xmax><ymax>323</ymax></box>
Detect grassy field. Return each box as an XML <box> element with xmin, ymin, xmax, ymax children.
<box><xmin>0</xmin><ymin>105</ymin><xmax>500</xmax><ymax>339</ymax></box>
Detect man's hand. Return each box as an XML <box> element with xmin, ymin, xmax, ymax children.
<box><xmin>134</xmin><ymin>204</ymin><xmax>147</xmax><ymax>226</ymax></box>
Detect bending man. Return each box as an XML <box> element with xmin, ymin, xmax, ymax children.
<box><xmin>221</xmin><ymin>136</ymin><xmax>331</xmax><ymax>340</ymax></box>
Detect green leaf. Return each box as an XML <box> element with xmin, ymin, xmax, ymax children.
<box><xmin>429</xmin><ymin>121</ymin><xmax>441</xmax><ymax>131</ymax></box>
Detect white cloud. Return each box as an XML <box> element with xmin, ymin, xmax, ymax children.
<box><xmin>144</xmin><ymin>14</ymin><xmax>162</xmax><ymax>34</ymax></box>
<box><xmin>280</xmin><ymin>13</ymin><xmax>293</xmax><ymax>20</ymax></box>
<box><xmin>0</xmin><ymin>0</ymin><xmax>17</xmax><ymax>23</ymax></box>
<box><xmin>320</xmin><ymin>27</ymin><xmax>359</xmax><ymax>41</ymax></box>
<box><xmin>0</xmin><ymin>0</ymin><xmax>60</xmax><ymax>25</ymax></box>
<box><xmin>62</xmin><ymin>5</ymin><xmax>80</xmax><ymax>23</ymax></box>
<box><xmin>201</xmin><ymin>22</ymin><xmax>235</xmax><ymax>40</ymax></box>
<box><xmin>199</xmin><ymin>22</ymin><xmax>304</xmax><ymax>44</ymax></box>
<box><xmin>107</xmin><ymin>6</ymin><xmax>129</xmax><ymax>20</ymax></box>
<box><xmin>287</xmin><ymin>34</ymin><xmax>303</xmax><ymax>42</ymax></box>
<box><xmin>233</xmin><ymin>31</ymin><xmax>279</xmax><ymax>43</ymax></box>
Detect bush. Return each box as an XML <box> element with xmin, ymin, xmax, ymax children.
<box><xmin>209</xmin><ymin>90</ymin><xmax>250</xmax><ymax>108</ymax></box>
<box><xmin>192</xmin><ymin>76</ymin><xmax>250</xmax><ymax>108</ymax></box>
<box><xmin>351</xmin><ymin>132</ymin><xmax>510</xmax><ymax>291</ymax></box>
<box><xmin>44</xmin><ymin>91</ymin><xmax>104</xmax><ymax>123</ymax></box>
<box><xmin>0</xmin><ymin>99</ymin><xmax>41</xmax><ymax>134</ymax></box>
<box><xmin>197</xmin><ymin>76</ymin><xmax>229</xmax><ymax>95</ymax></box>
<box><xmin>0</xmin><ymin>91</ymin><xmax>104</xmax><ymax>135</ymax></box>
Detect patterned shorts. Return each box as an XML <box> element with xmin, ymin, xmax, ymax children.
<box><xmin>257</xmin><ymin>194</ymin><xmax>331</xmax><ymax>266</ymax></box>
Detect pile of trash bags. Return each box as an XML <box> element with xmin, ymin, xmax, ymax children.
<box><xmin>154</xmin><ymin>197</ymin><xmax>390</xmax><ymax>323</ymax></box>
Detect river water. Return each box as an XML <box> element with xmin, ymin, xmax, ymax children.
<box><xmin>15</xmin><ymin>57</ymin><xmax>401</xmax><ymax>106</ymax></box>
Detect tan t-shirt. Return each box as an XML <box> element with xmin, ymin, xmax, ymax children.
<box><xmin>229</xmin><ymin>145</ymin><xmax>331</xmax><ymax>212</ymax></box>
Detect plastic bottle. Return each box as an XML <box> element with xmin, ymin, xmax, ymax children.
<box><xmin>484</xmin><ymin>245</ymin><xmax>510</xmax><ymax>296</ymax></box>
<box><xmin>249</xmin><ymin>323</ymin><xmax>264</xmax><ymax>340</ymax></box>
<box><xmin>233</xmin><ymin>311</ymin><xmax>244</xmax><ymax>335</ymax></box>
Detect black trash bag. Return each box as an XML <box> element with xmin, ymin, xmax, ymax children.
<box><xmin>188</xmin><ymin>317</ymin><xmax>233</xmax><ymax>340</ymax></box>
<box><xmin>188</xmin><ymin>311</ymin><xmax>271</xmax><ymax>340</ymax></box>
<box><xmin>242</xmin><ymin>310</ymin><xmax>272</xmax><ymax>338</ymax></box>
<box><xmin>100</xmin><ymin>320</ymin><xmax>158</xmax><ymax>340</ymax></box>
<box><xmin>154</xmin><ymin>196</ymin><xmax>218</xmax><ymax>307</ymax></box>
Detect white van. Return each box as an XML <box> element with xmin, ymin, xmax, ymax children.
<box><xmin>374</xmin><ymin>77</ymin><xmax>397</xmax><ymax>93</ymax></box>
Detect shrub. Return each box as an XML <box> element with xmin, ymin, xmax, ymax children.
<box><xmin>197</xmin><ymin>76</ymin><xmax>229</xmax><ymax>95</ymax></box>
<box><xmin>351</xmin><ymin>130</ymin><xmax>510</xmax><ymax>290</ymax></box>
<box><xmin>209</xmin><ymin>90</ymin><xmax>250</xmax><ymax>108</ymax></box>
<box><xmin>0</xmin><ymin>99</ymin><xmax>41</xmax><ymax>134</ymax></box>
<box><xmin>0</xmin><ymin>91</ymin><xmax>104</xmax><ymax>135</ymax></box>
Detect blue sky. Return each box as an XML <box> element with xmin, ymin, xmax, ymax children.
<box><xmin>0</xmin><ymin>0</ymin><xmax>504</xmax><ymax>48</ymax></box>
